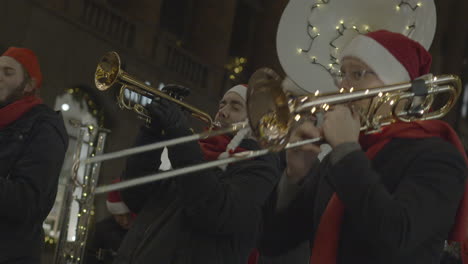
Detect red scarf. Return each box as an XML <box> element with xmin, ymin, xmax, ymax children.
<box><xmin>198</xmin><ymin>134</ymin><xmax>247</xmax><ymax>161</ymax></box>
<box><xmin>310</xmin><ymin>120</ymin><xmax>468</xmax><ymax>264</ymax></box>
<box><xmin>0</xmin><ymin>96</ymin><xmax>43</xmax><ymax>129</ymax></box>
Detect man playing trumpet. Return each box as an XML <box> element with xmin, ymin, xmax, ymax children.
<box><xmin>260</xmin><ymin>30</ymin><xmax>468</xmax><ymax>263</ymax></box>
<box><xmin>114</xmin><ymin>84</ymin><xmax>280</xmax><ymax>264</ymax></box>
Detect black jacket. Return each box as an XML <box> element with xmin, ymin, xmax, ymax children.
<box><xmin>87</xmin><ymin>217</ymin><xmax>128</xmax><ymax>264</ymax></box>
<box><xmin>115</xmin><ymin>127</ymin><xmax>281</xmax><ymax>264</ymax></box>
<box><xmin>0</xmin><ymin>104</ymin><xmax>68</xmax><ymax>263</ymax></box>
<box><xmin>260</xmin><ymin>137</ymin><xmax>467</xmax><ymax>264</ymax></box>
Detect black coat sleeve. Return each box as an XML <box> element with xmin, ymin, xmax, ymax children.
<box><xmin>0</xmin><ymin>122</ymin><xmax>67</xmax><ymax>223</ymax></box>
<box><xmin>168</xmin><ymin>140</ymin><xmax>282</xmax><ymax>235</ymax></box>
<box><xmin>328</xmin><ymin>139</ymin><xmax>467</xmax><ymax>257</ymax></box>
<box><xmin>120</xmin><ymin>126</ymin><xmax>167</xmax><ymax>213</ymax></box>
<box><xmin>259</xmin><ymin>162</ymin><xmax>320</xmax><ymax>256</ymax></box>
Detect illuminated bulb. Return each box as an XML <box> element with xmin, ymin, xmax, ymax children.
<box><xmin>300</xmin><ymin>97</ymin><xmax>308</xmax><ymax>103</ymax></box>
<box><xmin>314</xmin><ymin>90</ymin><xmax>320</xmax><ymax>96</ymax></box>
<box><xmin>317</xmin><ymin>4</ymin><xmax>321</xmax><ymax>7</ymax></box>
<box><xmin>364</xmin><ymin>25</ymin><xmax>370</xmax><ymax>31</ymax></box>
<box><xmin>83</xmin><ymin>209</ymin><xmax>87</xmax><ymax>213</ymax></box>
<box><xmin>417</xmin><ymin>2</ymin><xmax>422</xmax><ymax>7</ymax></box>
<box><xmin>365</xmin><ymin>89</ymin><xmax>369</xmax><ymax>94</ymax></box>
<box><xmin>297</xmin><ymin>48</ymin><xmax>303</xmax><ymax>54</ymax></box>
<box><xmin>434</xmin><ymin>76</ymin><xmax>438</xmax><ymax>81</ymax></box>
<box><xmin>378</xmin><ymin>92</ymin><xmax>383</xmax><ymax>97</ymax></box>
<box><xmin>352</xmin><ymin>26</ymin><xmax>357</xmax><ymax>29</ymax></box>
<box><xmin>396</xmin><ymin>5</ymin><xmax>400</xmax><ymax>10</ymax></box>
<box><xmin>311</xmin><ymin>107</ymin><xmax>317</xmax><ymax>114</ymax></box>
<box><xmin>406</xmin><ymin>26</ymin><xmax>410</xmax><ymax>30</ymax></box>
<box><xmin>336</xmin><ymin>26</ymin><xmax>340</xmax><ymax>30</ymax></box>
<box><xmin>317</xmin><ymin>33</ymin><xmax>320</xmax><ymax>36</ymax></box>
<box><xmin>390</xmin><ymin>100</ymin><xmax>395</xmax><ymax>105</ymax></box>
<box><xmin>83</xmin><ymin>193</ymin><xmax>87</xmax><ymax>197</ymax></box>
<box><xmin>325</xmin><ymin>105</ymin><xmax>330</xmax><ymax>111</ymax></box>
<box><xmin>239</xmin><ymin>58</ymin><xmax>246</xmax><ymax>63</ymax></box>
<box><xmin>294</xmin><ymin>114</ymin><xmax>301</xmax><ymax>121</ymax></box>
<box><xmin>328</xmin><ymin>64</ymin><xmax>333</xmax><ymax>68</ymax></box>
<box><xmin>310</xmin><ymin>56</ymin><xmax>316</xmax><ymax>60</ymax></box>
<box><xmin>61</xmin><ymin>104</ymin><xmax>70</xmax><ymax>111</ymax></box>
<box><xmin>229</xmin><ymin>75</ymin><xmax>235</xmax><ymax>80</ymax></box>
<box><xmin>312</xmin><ymin>26</ymin><xmax>317</xmax><ymax>31</ymax></box>
<box><xmin>350</xmin><ymin>87</ymin><xmax>354</xmax><ymax>92</ymax></box>
<box><xmin>234</xmin><ymin>67</ymin><xmax>240</xmax><ymax>73</ymax></box>
<box><xmin>340</xmin><ymin>20</ymin><xmax>344</xmax><ymax>24</ymax></box>
<box><xmin>339</xmin><ymin>88</ymin><xmax>345</xmax><ymax>93</ymax></box>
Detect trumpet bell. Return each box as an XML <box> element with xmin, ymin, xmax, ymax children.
<box><xmin>95</xmin><ymin>51</ymin><xmax>122</xmax><ymax>91</ymax></box>
<box><xmin>247</xmin><ymin>68</ymin><xmax>292</xmax><ymax>151</ymax></box>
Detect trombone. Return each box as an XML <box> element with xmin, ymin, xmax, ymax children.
<box><xmin>95</xmin><ymin>51</ymin><xmax>214</xmax><ymax>126</ymax></box>
<box><xmin>88</xmin><ymin>68</ymin><xmax>461</xmax><ymax>194</ymax></box>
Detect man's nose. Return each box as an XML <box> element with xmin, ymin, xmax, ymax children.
<box><xmin>218</xmin><ymin>107</ymin><xmax>228</xmax><ymax>119</ymax></box>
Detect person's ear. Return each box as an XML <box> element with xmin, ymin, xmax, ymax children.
<box><xmin>23</xmin><ymin>78</ymin><xmax>36</xmax><ymax>94</ymax></box>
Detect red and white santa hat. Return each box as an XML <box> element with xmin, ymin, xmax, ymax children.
<box><xmin>226</xmin><ymin>84</ymin><xmax>248</xmax><ymax>102</ymax></box>
<box><xmin>2</xmin><ymin>47</ymin><xmax>43</xmax><ymax>89</ymax></box>
<box><xmin>106</xmin><ymin>180</ymin><xmax>130</xmax><ymax>215</ymax></box>
<box><xmin>338</xmin><ymin>30</ymin><xmax>432</xmax><ymax>85</ymax></box>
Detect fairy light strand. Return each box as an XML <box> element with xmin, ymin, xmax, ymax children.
<box><xmin>297</xmin><ymin>0</ymin><xmax>422</xmax><ymax>79</ymax></box>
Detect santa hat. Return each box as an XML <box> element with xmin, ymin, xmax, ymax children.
<box><xmin>226</xmin><ymin>84</ymin><xmax>248</xmax><ymax>102</ymax></box>
<box><xmin>106</xmin><ymin>181</ymin><xmax>130</xmax><ymax>215</ymax></box>
<box><xmin>339</xmin><ymin>30</ymin><xmax>432</xmax><ymax>85</ymax></box>
<box><xmin>216</xmin><ymin>84</ymin><xmax>250</xmax><ymax>170</ymax></box>
<box><xmin>2</xmin><ymin>47</ymin><xmax>42</xmax><ymax>89</ymax></box>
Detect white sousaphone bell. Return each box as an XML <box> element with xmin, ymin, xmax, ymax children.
<box><xmin>275</xmin><ymin>0</ymin><xmax>437</xmax><ymax>95</ymax></box>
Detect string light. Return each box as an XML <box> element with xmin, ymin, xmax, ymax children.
<box><xmin>297</xmin><ymin>0</ymin><xmax>421</xmax><ymax>82</ymax></box>
<box><xmin>295</xmin><ymin>114</ymin><xmax>302</xmax><ymax>121</ymax></box>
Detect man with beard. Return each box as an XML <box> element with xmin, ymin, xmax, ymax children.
<box><xmin>114</xmin><ymin>84</ymin><xmax>280</xmax><ymax>264</ymax></box>
<box><xmin>0</xmin><ymin>47</ymin><xmax>68</xmax><ymax>263</ymax></box>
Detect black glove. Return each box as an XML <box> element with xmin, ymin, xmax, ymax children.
<box><xmin>146</xmin><ymin>97</ymin><xmax>192</xmax><ymax>138</ymax></box>
<box><xmin>161</xmin><ymin>84</ymin><xmax>191</xmax><ymax>101</ymax></box>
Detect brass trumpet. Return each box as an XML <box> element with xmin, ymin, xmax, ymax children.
<box><xmin>94</xmin><ymin>51</ymin><xmax>214</xmax><ymax>126</ymax></box>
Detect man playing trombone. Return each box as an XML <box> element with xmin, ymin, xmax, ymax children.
<box><xmin>114</xmin><ymin>84</ymin><xmax>281</xmax><ymax>264</ymax></box>
<box><xmin>259</xmin><ymin>30</ymin><xmax>468</xmax><ymax>263</ymax></box>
